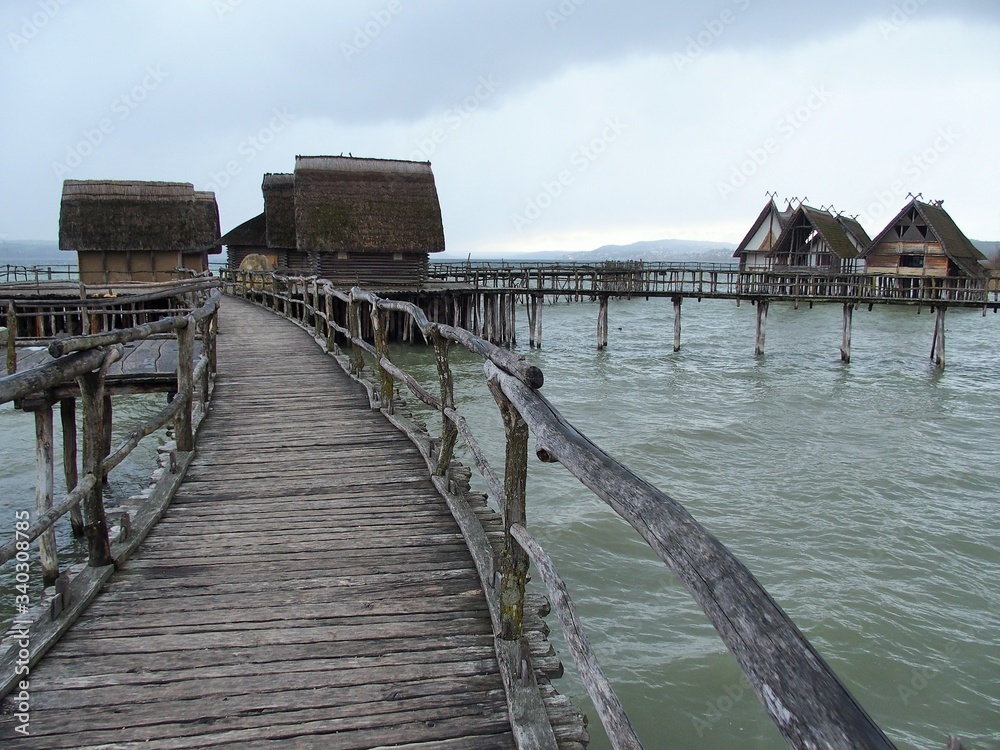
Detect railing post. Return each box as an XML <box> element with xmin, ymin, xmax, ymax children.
<box><xmin>31</xmin><ymin>398</ymin><xmax>59</xmax><ymax>584</ymax></box>
<box><xmin>487</xmin><ymin>379</ymin><xmax>529</xmax><ymax>642</ymax></box>
<box><xmin>60</xmin><ymin>398</ymin><xmax>85</xmax><ymax>537</ymax></box>
<box><xmin>176</xmin><ymin>319</ymin><xmax>195</xmax><ymax>451</ymax></box>
<box><xmin>370</xmin><ymin>303</ymin><xmax>394</xmax><ymax>413</ymax></box>
<box><xmin>348</xmin><ymin>297</ymin><xmax>365</xmax><ymax>377</ymax></box>
<box><xmin>432</xmin><ymin>333</ymin><xmax>457</xmax><ymax>476</ymax></box>
<box><xmin>78</xmin><ymin>369</ymin><xmax>112</xmax><ymax>567</ymax></box>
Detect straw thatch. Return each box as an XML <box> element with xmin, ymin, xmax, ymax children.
<box><xmin>262</xmin><ymin>173</ymin><xmax>296</xmax><ymax>250</ymax></box>
<box><xmin>293</xmin><ymin>156</ymin><xmax>445</xmax><ymax>255</ymax></box>
<box><xmin>59</xmin><ymin>180</ymin><xmax>221</xmax><ymax>254</ymax></box>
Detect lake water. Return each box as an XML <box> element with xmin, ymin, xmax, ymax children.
<box><xmin>2</xmin><ymin>294</ymin><xmax>998</xmax><ymax>749</ymax></box>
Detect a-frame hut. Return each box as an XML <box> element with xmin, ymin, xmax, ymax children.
<box><xmin>59</xmin><ymin>180</ymin><xmax>221</xmax><ymax>284</ymax></box>
<box><xmin>861</xmin><ymin>199</ymin><xmax>986</xmax><ymax>279</ymax></box>
<box><xmin>768</xmin><ymin>205</ymin><xmax>870</xmax><ymax>274</ymax></box>
<box><xmin>220</xmin><ymin>212</ymin><xmax>267</xmax><ymax>269</ymax></box>
<box><xmin>733</xmin><ymin>198</ymin><xmax>793</xmax><ymax>271</ymax></box>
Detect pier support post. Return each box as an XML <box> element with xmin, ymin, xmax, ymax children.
<box><xmin>755</xmin><ymin>300</ymin><xmax>769</xmax><ymax>356</ymax></box>
<box><xmin>931</xmin><ymin>306</ymin><xmax>947</xmax><ymax>369</ymax></box>
<box><xmin>535</xmin><ymin>295</ymin><xmax>543</xmax><ymax>349</ymax></box>
<box><xmin>32</xmin><ymin>400</ymin><xmax>59</xmax><ymax>584</ymax></box>
<box><xmin>841</xmin><ymin>303</ymin><xmax>853</xmax><ymax>363</ymax></box>
<box><xmin>672</xmin><ymin>296</ymin><xmax>682</xmax><ymax>353</ymax></box>
<box><xmin>597</xmin><ymin>296</ymin><xmax>609</xmax><ymax>351</ymax></box>
<box><xmin>60</xmin><ymin>398</ymin><xmax>84</xmax><ymax>536</ymax></box>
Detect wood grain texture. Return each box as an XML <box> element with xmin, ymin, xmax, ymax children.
<box><xmin>0</xmin><ymin>297</ymin><xmax>527</xmax><ymax>749</ymax></box>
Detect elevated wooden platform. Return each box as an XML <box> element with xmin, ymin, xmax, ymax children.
<box><xmin>0</xmin><ymin>298</ymin><xmax>555</xmax><ymax>748</ymax></box>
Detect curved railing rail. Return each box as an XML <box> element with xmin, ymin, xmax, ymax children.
<box><xmin>223</xmin><ymin>270</ymin><xmax>920</xmax><ymax>750</ymax></box>
<box><xmin>0</xmin><ymin>286</ymin><xmax>221</xmax><ymax>699</ymax></box>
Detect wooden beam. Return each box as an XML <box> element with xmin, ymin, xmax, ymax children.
<box><xmin>33</xmin><ymin>400</ymin><xmax>59</xmax><ymax>584</ymax></box>
<box><xmin>60</xmin><ymin>398</ymin><xmax>84</xmax><ymax>536</ymax></box>
<box><xmin>841</xmin><ymin>303</ymin><xmax>853</xmax><ymax>363</ymax></box>
<box><xmin>672</xmin><ymin>296</ymin><xmax>682</xmax><ymax>353</ymax></box>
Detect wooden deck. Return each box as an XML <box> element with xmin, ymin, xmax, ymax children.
<box><xmin>0</xmin><ymin>297</ymin><xmax>531</xmax><ymax>748</ymax></box>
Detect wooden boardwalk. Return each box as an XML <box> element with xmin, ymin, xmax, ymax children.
<box><xmin>1</xmin><ymin>297</ymin><xmax>524</xmax><ymax>748</ymax></box>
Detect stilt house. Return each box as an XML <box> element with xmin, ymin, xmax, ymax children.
<box><xmin>222</xmin><ymin>156</ymin><xmax>446</xmax><ymax>288</ymax></box>
<box><xmin>59</xmin><ymin>180</ymin><xmax>221</xmax><ymax>283</ymax></box>
<box><xmin>861</xmin><ymin>198</ymin><xmax>986</xmax><ymax>279</ymax></box>
<box><xmin>768</xmin><ymin>205</ymin><xmax>870</xmax><ymax>274</ymax></box>
<box><xmin>733</xmin><ymin>198</ymin><xmax>794</xmax><ymax>270</ymax></box>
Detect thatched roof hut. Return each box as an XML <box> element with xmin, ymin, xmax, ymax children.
<box><xmin>768</xmin><ymin>205</ymin><xmax>870</xmax><ymax>273</ymax></box>
<box><xmin>862</xmin><ymin>199</ymin><xmax>986</xmax><ymax>278</ymax></box>
<box><xmin>59</xmin><ymin>180</ymin><xmax>221</xmax><ymax>283</ymax></box>
<box><xmin>733</xmin><ymin>198</ymin><xmax>794</xmax><ymax>270</ymax></box>
<box><xmin>221</xmin><ymin>156</ymin><xmax>446</xmax><ymax>287</ymax></box>
<box><xmin>293</xmin><ymin>156</ymin><xmax>445</xmax><ymax>255</ymax></box>
<box><xmin>220</xmin><ymin>212</ymin><xmax>267</xmax><ymax>269</ymax></box>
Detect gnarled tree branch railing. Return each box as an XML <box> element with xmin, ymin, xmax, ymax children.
<box><xmin>223</xmin><ymin>270</ymin><xmax>917</xmax><ymax>749</ymax></box>
<box><xmin>0</xmin><ymin>286</ymin><xmax>221</xmax><ymax>700</ymax></box>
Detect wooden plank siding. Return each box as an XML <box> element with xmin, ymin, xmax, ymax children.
<box><xmin>0</xmin><ymin>298</ymin><xmax>556</xmax><ymax>749</ymax></box>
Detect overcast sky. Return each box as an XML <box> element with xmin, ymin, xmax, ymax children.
<box><xmin>1</xmin><ymin>0</ymin><xmax>998</xmax><ymax>256</ymax></box>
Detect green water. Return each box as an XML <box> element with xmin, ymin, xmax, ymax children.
<box><xmin>1</xmin><ymin>297</ymin><xmax>998</xmax><ymax>748</ymax></box>
<box><xmin>390</xmin><ymin>298</ymin><xmax>1000</xmax><ymax>750</ymax></box>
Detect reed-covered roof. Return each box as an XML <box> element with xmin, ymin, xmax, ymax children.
<box><xmin>769</xmin><ymin>205</ymin><xmax>867</xmax><ymax>261</ymax></box>
<box><xmin>220</xmin><ymin>211</ymin><xmax>267</xmax><ymax>248</ymax></box>
<box><xmin>59</xmin><ymin>180</ymin><xmax>221</xmax><ymax>254</ymax></box>
<box><xmin>262</xmin><ymin>173</ymin><xmax>296</xmax><ymax>250</ymax></box>
<box><xmin>293</xmin><ymin>156</ymin><xmax>445</xmax><ymax>254</ymax></box>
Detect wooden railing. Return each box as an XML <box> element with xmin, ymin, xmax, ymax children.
<box><xmin>225</xmin><ymin>270</ymin><xmax>913</xmax><ymax>750</ymax></box>
<box><xmin>0</xmin><ymin>286</ymin><xmax>221</xmax><ymax>698</ymax></box>
<box><xmin>427</xmin><ymin>261</ymin><xmax>999</xmax><ymax>307</ymax></box>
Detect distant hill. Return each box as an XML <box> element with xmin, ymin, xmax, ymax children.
<box><xmin>450</xmin><ymin>238</ymin><xmax>738</xmax><ymax>263</ymax></box>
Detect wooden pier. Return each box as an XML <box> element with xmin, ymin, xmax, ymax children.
<box><xmin>0</xmin><ymin>297</ymin><xmax>582</xmax><ymax>748</ymax></box>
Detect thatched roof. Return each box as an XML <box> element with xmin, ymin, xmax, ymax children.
<box><xmin>770</xmin><ymin>205</ymin><xmax>865</xmax><ymax>261</ymax></box>
<box><xmin>59</xmin><ymin>180</ymin><xmax>221</xmax><ymax>254</ymax></box>
<box><xmin>293</xmin><ymin>156</ymin><xmax>445</xmax><ymax>254</ymax></box>
<box><xmin>262</xmin><ymin>173</ymin><xmax>296</xmax><ymax>250</ymax></box>
<box><xmin>220</xmin><ymin>212</ymin><xmax>267</xmax><ymax>247</ymax></box>
<box><xmin>862</xmin><ymin>199</ymin><xmax>986</xmax><ymax>277</ymax></box>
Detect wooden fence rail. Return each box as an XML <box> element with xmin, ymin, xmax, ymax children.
<box><xmin>0</xmin><ymin>286</ymin><xmax>221</xmax><ymax>699</ymax></box>
<box><xmin>224</xmin><ymin>270</ymin><xmax>918</xmax><ymax>750</ymax></box>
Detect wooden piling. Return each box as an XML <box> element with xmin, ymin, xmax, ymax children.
<box><xmin>755</xmin><ymin>300</ymin><xmax>769</xmax><ymax>356</ymax></box>
<box><xmin>5</xmin><ymin>303</ymin><xmax>15</xmax><ymax>375</ymax></box>
<box><xmin>841</xmin><ymin>303</ymin><xmax>853</xmax><ymax>363</ymax></box>
<box><xmin>176</xmin><ymin>321</ymin><xmax>194</xmax><ymax>452</ymax></box>
<box><xmin>672</xmin><ymin>296</ymin><xmax>682</xmax><ymax>353</ymax></box>
<box><xmin>33</xmin><ymin>401</ymin><xmax>59</xmax><ymax>584</ymax></box>
<box><xmin>78</xmin><ymin>371</ymin><xmax>112</xmax><ymax>567</ymax></box>
<box><xmin>597</xmin><ymin>297</ymin><xmax>609</xmax><ymax>351</ymax></box>
<box><xmin>931</xmin><ymin>306</ymin><xmax>946</xmax><ymax>368</ymax></box>
<box><xmin>536</xmin><ymin>295</ymin><xmax>543</xmax><ymax>349</ymax></box>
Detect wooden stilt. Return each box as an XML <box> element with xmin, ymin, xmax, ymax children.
<box><xmin>509</xmin><ymin>294</ymin><xmax>517</xmax><ymax>347</ymax></box>
<box><xmin>527</xmin><ymin>296</ymin><xmax>537</xmax><ymax>348</ymax></box>
<box><xmin>841</xmin><ymin>303</ymin><xmax>853</xmax><ymax>363</ymax></box>
<box><xmin>672</xmin><ymin>296</ymin><xmax>682</xmax><ymax>353</ymax></box>
<box><xmin>78</xmin><ymin>371</ymin><xmax>112</xmax><ymax>567</ymax></box>
<box><xmin>755</xmin><ymin>300</ymin><xmax>769</xmax><ymax>356</ymax></box>
<box><xmin>60</xmin><ymin>398</ymin><xmax>84</xmax><ymax>537</ymax></box>
<box><xmin>932</xmin><ymin>306</ymin><xmax>946</xmax><ymax>368</ymax></box>
<box><xmin>597</xmin><ymin>297</ymin><xmax>609</xmax><ymax>351</ymax></box>
<box><xmin>536</xmin><ymin>295</ymin><xmax>543</xmax><ymax>350</ymax></box>
<box><xmin>34</xmin><ymin>401</ymin><xmax>59</xmax><ymax>584</ymax></box>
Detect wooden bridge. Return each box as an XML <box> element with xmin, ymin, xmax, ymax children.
<box><xmin>0</xmin><ymin>273</ymin><xmax>969</xmax><ymax>749</ymax></box>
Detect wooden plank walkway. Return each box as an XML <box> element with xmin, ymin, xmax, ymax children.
<box><xmin>1</xmin><ymin>297</ymin><xmax>520</xmax><ymax>748</ymax></box>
